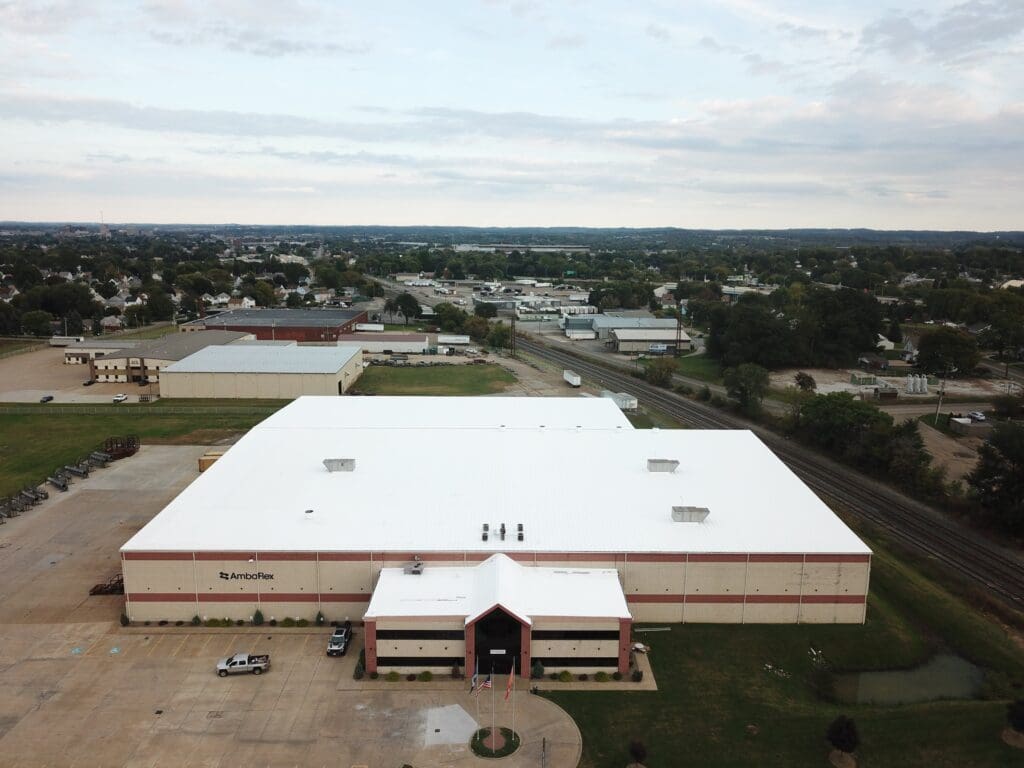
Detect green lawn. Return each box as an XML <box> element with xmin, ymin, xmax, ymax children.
<box><xmin>0</xmin><ymin>410</ymin><xmax>270</xmax><ymax>497</ymax></box>
<box><xmin>111</xmin><ymin>324</ymin><xmax>179</xmax><ymax>340</ymax></box>
<box><xmin>0</xmin><ymin>338</ymin><xmax>44</xmax><ymax>355</ymax></box>
<box><xmin>919</xmin><ymin>413</ymin><xmax>959</xmax><ymax>437</ymax></box>
<box><xmin>627</xmin><ymin>409</ymin><xmax>683</xmax><ymax>429</ymax></box>
<box><xmin>672</xmin><ymin>353</ymin><xmax>723</xmax><ymax>384</ymax></box>
<box><xmin>383</xmin><ymin>323</ymin><xmax>429</xmax><ymax>333</ymax></box>
<box><xmin>352</xmin><ymin>364</ymin><xmax>515</xmax><ymax>396</ymax></box>
<box><xmin>545</xmin><ymin>538</ymin><xmax>1024</xmax><ymax>768</ymax></box>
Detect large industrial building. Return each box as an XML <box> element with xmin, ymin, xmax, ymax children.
<box><xmin>90</xmin><ymin>330</ymin><xmax>252</xmax><ymax>383</ymax></box>
<box><xmin>159</xmin><ymin>344</ymin><xmax>364</xmax><ymax>398</ymax></box>
<box><xmin>121</xmin><ymin>397</ymin><xmax>871</xmax><ymax>676</ymax></box>
<box><xmin>182</xmin><ymin>308</ymin><xmax>367</xmax><ymax>342</ymax></box>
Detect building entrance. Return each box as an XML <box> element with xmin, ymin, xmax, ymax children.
<box><xmin>474</xmin><ymin>606</ymin><xmax>522</xmax><ymax>675</ymax></box>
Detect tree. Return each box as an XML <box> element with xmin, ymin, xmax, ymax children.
<box><xmin>474</xmin><ymin>302</ymin><xmax>497</xmax><ymax>319</ymax></box>
<box><xmin>21</xmin><ymin>309</ymin><xmax>53</xmax><ymax>336</ymax></box>
<box><xmin>64</xmin><ymin>309</ymin><xmax>84</xmax><ymax>335</ymax></box>
<box><xmin>0</xmin><ymin>301</ymin><xmax>18</xmax><ymax>334</ymax></box>
<box><xmin>433</xmin><ymin>302</ymin><xmax>468</xmax><ymax>333</ymax></box>
<box><xmin>967</xmin><ymin>422</ymin><xmax>1024</xmax><ymax>536</ymax></box>
<box><xmin>794</xmin><ymin>371</ymin><xmax>817</xmax><ymax>392</ymax></box>
<box><xmin>1008</xmin><ymin>699</ymin><xmax>1024</xmax><ymax>733</ymax></box>
<box><xmin>286</xmin><ymin>292</ymin><xmax>303</xmax><ymax>308</ymax></box>
<box><xmin>826</xmin><ymin>715</ymin><xmax>859</xmax><ymax>754</ymax></box>
<box><xmin>395</xmin><ymin>292</ymin><xmax>421</xmax><ymax>325</ymax></box>
<box><xmin>464</xmin><ymin>315</ymin><xmax>490</xmax><ymax>341</ymax></box>
<box><xmin>645</xmin><ymin>358</ymin><xmax>676</xmax><ymax>387</ymax></box>
<box><xmin>916</xmin><ymin>327</ymin><xmax>979</xmax><ymax>375</ymax></box>
<box><xmin>628</xmin><ymin>740</ymin><xmax>648</xmax><ymax>763</ymax></box>
<box><xmin>383</xmin><ymin>298</ymin><xmax>397</xmax><ymax>321</ymax></box>
<box><xmin>487</xmin><ymin>321</ymin><xmax>511</xmax><ymax>349</ymax></box>
<box><xmin>146</xmin><ymin>288</ymin><xmax>175</xmax><ymax>321</ymax></box>
<box><xmin>887</xmin><ymin>317</ymin><xmax>903</xmax><ymax>344</ymax></box>
<box><xmin>723</xmin><ymin>363</ymin><xmax>770</xmax><ymax>412</ymax></box>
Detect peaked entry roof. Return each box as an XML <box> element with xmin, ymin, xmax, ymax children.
<box><xmin>364</xmin><ymin>554</ymin><xmax>631</xmax><ymax>625</ymax></box>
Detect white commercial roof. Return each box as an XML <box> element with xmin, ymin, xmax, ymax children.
<box><xmin>592</xmin><ymin>316</ymin><xmax>679</xmax><ymax>330</ymax></box>
<box><xmin>163</xmin><ymin>344</ymin><xmax>361</xmax><ymax>375</ymax></box>
<box><xmin>122</xmin><ymin>397</ymin><xmax>869</xmax><ymax>556</ymax></box>
<box><xmin>365</xmin><ymin>554</ymin><xmax>631</xmax><ymax>624</ymax></box>
<box><xmin>611</xmin><ymin>328</ymin><xmax>692</xmax><ymax>342</ymax></box>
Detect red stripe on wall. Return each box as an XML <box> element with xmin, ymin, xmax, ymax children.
<box><xmin>534</xmin><ymin>553</ymin><xmax>616</xmax><ymax>563</ymax></box>
<box><xmin>194</xmin><ymin>552</ymin><xmax>257</xmax><ymax>561</ymax></box>
<box><xmin>318</xmin><ymin>553</ymin><xmax>372</xmax><ymax>561</ymax></box>
<box><xmin>625</xmin><ymin>593</ymin><xmax>866</xmax><ymax>605</ymax></box>
<box><xmin>320</xmin><ymin>593</ymin><xmax>372</xmax><ymax>602</ymax></box>
<box><xmin>127</xmin><ymin>593</ymin><xmax>194</xmax><ymax>601</ymax></box>
<box><xmin>626</xmin><ymin>594</ymin><xmax>685</xmax><ymax>603</ymax></box>
<box><xmin>122</xmin><ymin>552</ymin><xmax>192</xmax><ymax>561</ymax></box>
<box><xmin>745</xmin><ymin>594</ymin><xmax>800</xmax><ymax>603</ymax></box>
<box><xmin>748</xmin><ymin>554</ymin><xmax>804</xmax><ymax>563</ymax></box>
<box><xmin>685</xmin><ymin>594</ymin><xmax>746</xmax><ymax>603</ymax></box>
<box><xmin>688</xmin><ymin>554</ymin><xmax>748</xmax><ymax>563</ymax></box>
<box><xmin>259</xmin><ymin>553</ymin><xmax>317</xmax><ymax>561</ymax></box>
<box><xmin>625</xmin><ymin>554</ymin><xmax>687</xmax><ymax>563</ymax></box>
<box><xmin>800</xmin><ymin>594</ymin><xmax>867</xmax><ymax>604</ymax></box>
<box><xmin>805</xmin><ymin>554</ymin><xmax>871</xmax><ymax>563</ymax></box>
<box><xmin>128</xmin><ymin>593</ymin><xmax>375</xmax><ymax>604</ymax></box>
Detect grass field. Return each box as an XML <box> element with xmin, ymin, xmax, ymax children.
<box><xmin>545</xmin><ymin>536</ymin><xmax>1024</xmax><ymax>768</ymax></box>
<box><xmin>0</xmin><ymin>338</ymin><xmax>45</xmax><ymax>355</ymax></box>
<box><xmin>672</xmin><ymin>353</ymin><xmax>723</xmax><ymax>384</ymax></box>
<box><xmin>112</xmin><ymin>324</ymin><xmax>179</xmax><ymax>340</ymax></box>
<box><xmin>0</xmin><ymin>410</ymin><xmax>270</xmax><ymax>497</ymax></box>
<box><xmin>352</xmin><ymin>364</ymin><xmax>515</xmax><ymax>395</ymax></box>
<box><xmin>627</xmin><ymin>409</ymin><xmax>683</xmax><ymax>429</ymax></box>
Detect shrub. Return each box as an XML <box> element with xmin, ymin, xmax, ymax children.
<box><xmin>296</xmin><ymin>618</ymin><xmax>309</xmax><ymax>628</ymax></box>
<box><xmin>595</xmin><ymin>671</ymin><xmax>610</xmax><ymax>682</ymax></box>
<box><xmin>612</xmin><ymin>671</ymin><xmax>622</xmax><ymax>681</ymax></box>
<box><xmin>205</xmin><ymin>618</ymin><xmax>221</xmax><ymax>628</ymax></box>
<box><xmin>370</xmin><ymin>671</ymin><xmax>379</xmax><ymax>680</ymax></box>
<box><xmin>549</xmin><ymin>672</ymin><xmax>558</xmax><ymax>681</ymax></box>
<box><xmin>697</xmin><ymin>385</ymin><xmax>712</xmax><ymax>401</ymax></box>
<box><xmin>632</xmin><ymin>669</ymin><xmax>644</xmax><ymax>683</ymax></box>
<box><xmin>143</xmin><ymin>621</ymin><xmax>151</xmax><ymax>626</ymax></box>
<box><xmin>353</xmin><ymin>662</ymin><xmax>364</xmax><ymax>680</ymax></box>
<box><xmin>358</xmin><ymin>648</ymin><xmax>366</xmax><ymax>666</ymax></box>
<box><xmin>406</xmin><ymin>673</ymin><xmax>417</xmax><ymax>681</ymax></box>
<box><xmin>281</xmin><ymin>617</ymin><xmax>295</xmax><ymax>628</ymax></box>
<box><xmin>269</xmin><ymin>619</ymin><xmax>277</xmax><ymax>627</ymax></box>
<box><xmin>578</xmin><ymin>673</ymin><xmax>589</xmax><ymax>681</ymax></box>
<box><xmin>386</xmin><ymin>671</ymin><xmax>400</xmax><ymax>682</ymax></box>
<box><xmin>252</xmin><ymin>609</ymin><xmax>264</xmax><ymax>626</ymax></box>
<box><xmin>119</xmin><ymin>613</ymin><xmax>129</xmax><ymax>627</ymax></box>
<box><xmin>191</xmin><ymin>615</ymin><xmax>201</xmax><ymax>626</ymax></box>
<box><xmin>558</xmin><ymin>670</ymin><xmax>573</xmax><ymax>683</ymax></box>
<box><xmin>674</xmin><ymin>383</ymin><xmax>694</xmax><ymax>396</ymax></box>
<box><xmin>235</xmin><ymin>619</ymin><xmax>244</xmax><ymax>627</ymax></box>
<box><xmin>629</xmin><ymin>740</ymin><xmax>648</xmax><ymax>762</ymax></box>
<box><xmin>531</xmin><ymin>660</ymin><xmax>545</xmax><ymax>679</ymax></box>
<box><xmin>451</xmin><ymin>663</ymin><xmax>462</xmax><ymax>679</ymax></box>
<box><xmin>1007</xmin><ymin>700</ymin><xmax>1024</xmax><ymax>733</ymax></box>
<box><xmin>158</xmin><ymin>620</ymin><xmax>168</xmax><ymax>626</ymax></box>
<box><xmin>710</xmin><ymin>394</ymin><xmax>727</xmax><ymax>407</ymax></box>
<box><xmin>826</xmin><ymin>715</ymin><xmax>859</xmax><ymax>754</ymax></box>
<box><xmin>175</xmin><ymin>620</ymin><xmax>183</xmax><ymax>627</ymax></box>
<box><xmin>315</xmin><ymin>610</ymin><xmax>325</xmax><ymax>626</ymax></box>
<box><xmin>418</xmin><ymin>670</ymin><xmax>433</xmax><ymax>682</ymax></box>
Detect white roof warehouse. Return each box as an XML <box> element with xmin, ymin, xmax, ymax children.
<box><xmin>121</xmin><ymin>397</ymin><xmax>871</xmax><ymax>674</ymax></box>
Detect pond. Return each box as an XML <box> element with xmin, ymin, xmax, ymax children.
<box><xmin>833</xmin><ymin>654</ymin><xmax>985</xmax><ymax>705</ymax></box>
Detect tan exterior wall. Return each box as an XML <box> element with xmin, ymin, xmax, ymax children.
<box><xmin>158</xmin><ymin>353</ymin><xmax>362</xmax><ymax>398</ymax></box>
<box><xmin>123</xmin><ymin>552</ymin><xmax>870</xmax><ymax>626</ymax></box>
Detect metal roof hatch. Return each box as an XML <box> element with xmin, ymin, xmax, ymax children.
<box><xmin>323</xmin><ymin>458</ymin><xmax>356</xmax><ymax>472</ymax></box>
<box><xmin>672</xmin><ymin>505</ymin><xmax>710</xmax><ymax>523</ymax></box>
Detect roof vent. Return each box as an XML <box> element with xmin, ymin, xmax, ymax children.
<box><xmin>403</xmin><ymin>562</ymin><xmax>424</xmax><ymax>576</ymax></box>
<box><xmin>672</xmin><ymin>506</ymin><xmax>710</xmax><ymax>523</ymax></box>
<box><xmin>648</xmin><ymin>458</ymin><xmax>679</xmax><ymax>473</ymax></box>
<box><xmin>323</xmin><ymin>458</ymin><xmax>355</xmax><ymax>472</ymax></box>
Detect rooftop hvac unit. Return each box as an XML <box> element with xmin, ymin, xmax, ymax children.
<box><xmin>671</xmin><ymin>505</ymin><xmax>711</xmax><ymax>523</ymax></box>
<box><xmin>403</xmin><ymin>562</ymin><xmax>424</xmax><ymax>576</ymax></box>
<box><xmin>323</xmin><ymin>458</ymin><xmax>355</xmax><ymax>472</ymax></box>
<box><xmin>647</xmin><ymin>458</ymin><xmax>680</xmax><ymax>473</ymax></box>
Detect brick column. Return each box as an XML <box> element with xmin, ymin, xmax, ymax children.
<box><xmin>520</xmin><ymin>623</ymin><xmax>531</xmax><ymax>679</ymax></box>
<box><xmin>464</xmin><ymin>619</ymin><xmax>475</xmax><ymax>678</ymax></box>
<box><xmin>364</xmin><ymin>620</ymin><xmax>377</xmax><ymax>674</ymax></box>
<box><xmin>618</xmin><ymin>617</ymin><xmax>632</xmax><ymax>676</ymax></box>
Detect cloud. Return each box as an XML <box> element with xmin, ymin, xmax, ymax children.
<box><xmin>861</xmin><ymin>0</ymin><xmax>1024</xmax><ymax>64</ymax></box>
<box><xmin>742</xmin><ymin>52</ymin><xmax>785</xmax><ymax>76</ymax></box>
<box><xmin>546</xmin><ymin>33</ymin><xmax>585</xmax><ymax>50</ymax></box>
<box><xmin>645</xmin><ymin>23</ymin><xmax>670</xmax><ymax>42</ymax></box>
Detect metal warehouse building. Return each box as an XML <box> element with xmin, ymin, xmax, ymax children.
<box><xmin>121</xmin><ymin>396</ymin><xmax>871</xmax><ymax>677</ymax></box>
<box><xmin>182</xmin><ymin>308</ymin><xmax>367</xmax><ymax>342</ymax></box>
<box><xmin>159</xmin><ymin>345</ymin><xmax>363</xmax><ymax>398</ymax></box>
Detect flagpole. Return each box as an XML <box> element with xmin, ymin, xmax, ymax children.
<box><xmin>491</xmin><ymin>662</ymin><xmax>495</xmax><ymax>749</ymax></box>
<box><xmin>511</xmin><ymin>658</ymin><xmax>516</xmax><ymax>739</ymax></box>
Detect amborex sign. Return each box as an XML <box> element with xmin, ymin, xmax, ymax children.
<box><xmin>218</xmin><ymin>571</ymin><xmax>274</xmax><ymax>580</ymax></box>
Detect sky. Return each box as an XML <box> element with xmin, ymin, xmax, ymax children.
<box><xmin>1</xmin><ymin>0</ymin><xmax>1022</xmax><ymax>230</ymax></box>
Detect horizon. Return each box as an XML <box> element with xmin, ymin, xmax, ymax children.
<box><xmin>2</xmin><ymin>1</ymin><xmax>1022</xmax><ymax>229</ymax></box>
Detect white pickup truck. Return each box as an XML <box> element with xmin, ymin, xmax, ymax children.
<box><xmin>216</xmin><ymin>653</ymin><xmax>270</xmax><ymax>677</ymax></box>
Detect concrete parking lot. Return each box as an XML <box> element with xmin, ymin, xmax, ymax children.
<box><xmin>0</xmin><ymin>347</ymin><xmax>151</xmax><ymax>403</ymax></box>
<box><xmin>0</xmin><ymin>445</ymin><xmax>582</xmax><ymax>767</ymax></box>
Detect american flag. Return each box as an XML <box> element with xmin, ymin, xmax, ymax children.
<box><xmin>481</xmin><ymin>676</ymin><xmax>492</xmax><ymax>689</ymax></box>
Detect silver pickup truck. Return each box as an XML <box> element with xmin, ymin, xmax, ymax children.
<box><xmin>216</xmin><ymin>653</ymin><xmax>270</xmax><ymax>677</ymax></box>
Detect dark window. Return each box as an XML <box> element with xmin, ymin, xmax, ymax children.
<box><xmin>531</xmin><ymin>630</ymin><xmax>619</xmax><ymax>641</ymax></box>
<box><xmin>376</xmin><ymin>656</ymin><xmax>464</xmax><ymax>666</ymax></box>
<box><xmin>376</xmin><ymin>630</ymin><xmax>464</xmax><ymax>640</ymax></box>
<box><xmin>533</xmin><ymin>657</ymin><xmax>618</xmax><ymax>667</ymax></box>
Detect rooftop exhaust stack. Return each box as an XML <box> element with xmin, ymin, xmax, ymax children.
<box><xmin>647</xmin><ymin>458</ymin><xmax>679</xmax><ymax>473</ymax></box>
<box><xmin>323</xmin><ymin>458</ymin><xmax>355</xmax><ymax>472</ymax></box>
<box><xmin>672</xmin><ymin>506</ymin><xmax>710</xmax><ymax>523</ymax></box>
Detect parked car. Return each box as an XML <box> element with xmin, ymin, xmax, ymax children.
<box><xmin>326</xmin><ymin>625</ymin><xmax>352</xmax><ymax>657</ymax></box>
<box><xmin>216</xmin><ymin>653</ymin><xmax>270</xmax><ymax>677</ymax></box>
<box><xmin>39</xmin><ymin>395</ymin><xmax>54</xmax><ymax>403</ymax></box>
<box><xmin>967</xmin><ymin>411</ymin><xmax>987</xmax><ymax>422</ymax></box>
<box><xmin>82</xmin><ymin>379</ymin><xmax>94</xmax><ymax>386</ymax></box>
<box><xmin>112</xmin><ymin>393</ymin><xmax>128</xmax><ymax>403</ymax></box>
<box><xmin>137</xmin><ymin>377</ymin><xmax>149</xmax><ymax>387</ymax></box>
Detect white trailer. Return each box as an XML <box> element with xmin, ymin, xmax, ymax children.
<box><xmin>601</xmin><ymin>390</ymin><xmax>638</xmax><ymax>412</ymax></box>
<box><xmin>563</xmin><ymin>370</ymin><xmax>582</xmax><ymax>388</ymax></box>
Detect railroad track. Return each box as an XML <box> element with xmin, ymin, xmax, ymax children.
<box><xmin>518</xmin><ymin>337</ymin><xmax>1024</xmax><ymax>609</ymax></box>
